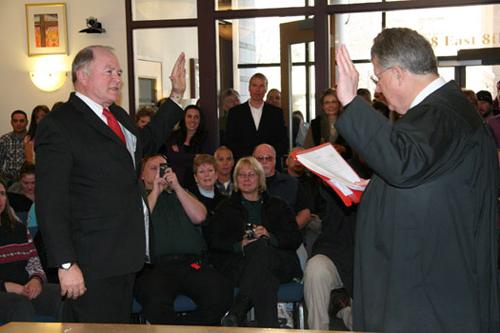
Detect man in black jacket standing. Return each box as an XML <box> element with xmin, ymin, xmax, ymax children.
<box><xmin>224</xmin><ymin>73</ymin><xmax>288</xmax><ymax>165</ymax></box>
<box><xmin>35</xmin><ymin>45</ymin><xmax>186</xmax><ymax>323</ymax></box>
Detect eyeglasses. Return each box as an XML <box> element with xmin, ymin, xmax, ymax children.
<box><xmin>255</xmin><ymin>155</ymin><xmax>274</xmax><ymax>162</ymax></box>
<box><xmin>370</xmin><ymin>66</ymin><xmax>393</xmax><ymax>85</ymax></box>
<box><xmin>237</xmin><ymin>172</ymin><xmax>257</xmax><ymax>179</ymax></box>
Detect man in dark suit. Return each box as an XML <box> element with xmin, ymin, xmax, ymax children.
<box><xmin>224</xmin><ymin>73</ymin><xmax>288</xmax><ymax>165</ymax></box>
<box><xmin>35</xmin><ymin>45</ymin><xmax>186</xmax><ymax>323</ymax></box>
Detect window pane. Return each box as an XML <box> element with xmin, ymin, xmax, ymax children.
<box><xmin>223</xmin><ymin>16</ymin><xmax>305</xmax><ymax>64</ymax></box>
<box><xmin>217</xmin><ymin>0</ymin><xmax>312</xmax><ymax>11</ymax></box>
<box><xmin>132</xmin><ymin>0</ymin><xmax>196</xmax><ymax>20</ymax></box>
<box><xmin>216</xmin><ymin>16</ymin><xmax>303</xmax><ymax>94</ymax></box>
<box><xmin>466</xmin><ymin>65</ymin><xmax>500</xmax><ymax>96</ymax></box>
<box><xmin>333</xmin><ymin>12</ymin><xmax>382</xmax><ymax>60</ymax></box>
<box><xmin>386</xmin><ymin>5</ymin><xmax>500</xmax><ymax>57</ymax></box>
<box><xmin>437</xmin><ymin>67</ymin><xmax>455</xmax><ymax>84</ymax></box>
<box><xmin>332</xmin><ymin>4</ymin><xmax>500</xmax><ymax>103</ymax></box>
<box><xmin>330</xmin><ymin>0</ymin><xmax>411</xmax><ymax>3</ymax></box>
<box><xmin>330</xmin><ymin>0</ymin><xmax>380</xmax><ymax>4</ymax></box>
<box><xmin>133</xmin><ymin>27</ymin><xmax>199</xmax><ymax>110</ymax></box>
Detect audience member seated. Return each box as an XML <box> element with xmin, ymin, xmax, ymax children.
<box><xmin>208</xmin><ymin>157</ymin><xmax>302</xmax><ymax>328</ymax></box>
<box><xmin>303</xmin><ymin>89</ymin><xmax>351</xmax><ymax>159</ymax></box>
<box><xmin>160</xmin><ymin>105</ymin><xmax>209</xmax><ymax>188</ymax></box>
<box><xmin>286</xmin><ymin>148</ymin><xmax>324</xmax><ymax>255</ymax></box>
<box><xmin>356</xmin><ymin>88</ymin><xmax>371</xmax><ymax>104</ymax></box>
<box><xmin>476</xmin><ymin>90</ymin><xmax>495</xmax><ymax>118</ymax></box>
<box><xmin>253</xmin><ymin>144</ymin><xmax>312</xmax><ymax>230</ymax></box>
<box><xmin>304</xmin><ymin>185</ymin><xmax>357</xmax><ymax>331</ymax></box>
<box><xmin>494</xmin><ymin>80</ymin><xmax>500</xmax><ymax>110</ymax></box>
<box><xmin>7</xmin><ymin>162</ymin><xmax>35</xmax><ymax>218</ymax></box>
<box><xmin>462</xmin><ymin>89</ymin><xmax>478</xmax><ymax>112</ymax></box>
<box><xmin>0</xmin><ymin>178</ymin><xmax>61</xmax><ymax>323</ymax></box>
<box><xmin>26</xmin><ymin>203</ymin><xmax>59</xmax><ymax>284</ymax></box>
<box><xmin>372</xmin><ymin>101</ymin><xmax>390</xmax><ymax>119</ymax></box>
<box><xmin>265</xmin><ymin>89</ymin><xmax>281</xmax><ymax>108</ymax></box>
<box><xmin>219</xmin><ymin>89</ymin><xmax>241</xmax><ymax>143</ymax></box>
<box><xmin>135</xmin><ymin>105</ymin><xmax>156</xmax><ymax>129</ymax></box>
<box><xmin>134</xmin><ymin>155</ymin><xmax>232</xmax><ymax>325</ymax></box>
<box><xmin>224</xmin><ymin>73</ymin><xmax>288</xmax><ymax>168</ymax></box>
<box><xmin>189</xmin><ymin>154</ymin><xmax>226</xmax><ymax>217</ymax></box>
<box><xmin>51</xmin><ymin>101</ymin><xmax>65</xmax><ymax>112</ymax></box>
<box><xmin>24</xmin><ymin>105</ymin><xmax>49</xmax><ymax>164</ymax></box>
<box><xmin>214</xmin><ymin>146</ymin><xmax>235</xmax><ymax>197</ymax></box>
<box><xmin>292</xmin><ymin>111</ymin><xmax>309</xmax><ymax>147</ymax></box>
<box><xmin>0</xmin><ymin>110</ymin><xmax>28</xmax><ymax>186</ymax></box>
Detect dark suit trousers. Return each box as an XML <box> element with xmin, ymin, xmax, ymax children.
<box><xmin>134</xmin><ymin>259</ymin><xmax>233</xmax><ymax>325</ymax></box>
<box><xmin>63</xmin><ymin>273</ymin><xmax>135</xmax><ymax>323</ymax></box>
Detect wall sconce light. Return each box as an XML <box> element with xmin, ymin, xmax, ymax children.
<box><xmin>30</xmin><ymin>70</ymin><xmax>67</xmax><ymax>92</ymax></box>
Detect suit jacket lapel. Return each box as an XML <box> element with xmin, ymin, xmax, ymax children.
<box><xmin>256</xmin><ymin>102</ymin><xmax>270</xmax><ymax>135</ymax></box>
<box><xmin>244</xmin><ymin>102</ymin><xmax>259</xmax><ymax>133</ymax></box>
<box><xmin>110</xmin><ymin>104</ymin><xmax>137</xmax><ymax>137</ymax></box>
<box><xmin>70</xmin><ymin>93</ymin><xmax>131</xmax><ymax>149</ymax></box>
<box><xmin>109</xmin><ymin>104</ymin><xmax>141</xmax><ymax>172</ymax></box>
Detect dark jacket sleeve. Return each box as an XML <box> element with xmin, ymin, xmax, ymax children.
<box><xmin>139</xmin><ymin>98</ymin><xmax>184</xmax><ymax>155</ymax></box>
<box><xmin>35</xmin><ymin>116</ymin><xmax>76</xmax><ymax>267</ymax></box>
<box><xmin>224</xmin><ymin>105</ymin><xmax>246</xmax><ymax>159</ymax></box>
<box><xmin>336</xmin><ymin>95</ymin><xmax>472</xmax><ymax>187</ymax></box>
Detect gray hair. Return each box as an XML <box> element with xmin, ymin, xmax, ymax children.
<box><xmin>72</xmin><ymin>45</ymin><xmax>115</xmax><ymax>84</ymax></box>
<box><xmin>371</xmin><ymin>28</ymin><xmax>437</xmax><ymax>75</ymax></box>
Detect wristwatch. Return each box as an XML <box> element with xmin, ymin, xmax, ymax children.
<box><xmin>60</xmin><ymin>262</ymin><xmax>73</xmax><ymax>271</ymax></box>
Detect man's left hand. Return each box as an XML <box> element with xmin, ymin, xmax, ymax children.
<box><xmin>169</xmin><ymin>52</ymin><xmax>186</xmax><ymax>98</ymax></box>
<box><xmin>335</xmin><ymin>44</ymin><xmax>359</xmax><ymax>106</ymax></box>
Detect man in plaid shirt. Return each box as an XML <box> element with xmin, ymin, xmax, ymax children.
<box><xmin>0</xmin><ymin>110</ymin><xmax>28</xmax><ymax>185</ymax></box>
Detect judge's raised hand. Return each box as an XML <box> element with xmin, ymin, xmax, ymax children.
<box><xmin>169</xmin><ymin>52</ymin><xmax>186</xmax><ymax>99</ymax></box>
<box><xmin>335</xmin><ymin>44</ymin><xmax>359</xmax><ymax>106</ymax></box>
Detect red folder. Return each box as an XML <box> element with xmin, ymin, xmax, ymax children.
<box><xmin>291</xmin><ymin>143</ymin><xmax>364</xmax><ymax>207</ymax></box>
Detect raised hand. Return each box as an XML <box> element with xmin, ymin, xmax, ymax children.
<box><xmin>169</xmin><ymin>52</ymin><xmax>186</xmax><ymax>100</ymax></box>
<box><xmin>335</xmin><ymin>44</ymin><xmax>359</xmax><ymax>106</ymax></box>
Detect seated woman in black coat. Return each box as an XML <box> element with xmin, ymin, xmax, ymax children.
<box><xmin>208</xmin><ymin>157</ymin><xmax>302</xmax><ymax>328</ymax></box>
<box><xmin>0</xmin><ymin>178</ymin><xmax>61</xmax><ymax>323</ymax></box>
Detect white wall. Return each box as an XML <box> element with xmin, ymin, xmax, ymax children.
<box><xmin>0</xmin><ymin>0</ymin><xmax>128</xmax><ymax>135</ymax></box>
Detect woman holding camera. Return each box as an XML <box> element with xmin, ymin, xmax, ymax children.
<box><xmin>207</xmin><ymin>156</ymin><xmax>302</xmax><ymax>328</ymax></box>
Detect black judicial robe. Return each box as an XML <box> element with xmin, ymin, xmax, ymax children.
<box><xmin>336</xmin><ymin>82</ymin><xmax>499</xmax><ymax>332</ymax></box>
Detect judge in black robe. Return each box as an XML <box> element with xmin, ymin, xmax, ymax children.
<box><xmin>335</xmin><ymin>28</ymin><xmax>499</xmax><ymax>332</ymax></box>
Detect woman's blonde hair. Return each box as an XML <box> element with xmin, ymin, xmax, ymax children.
<box><xmin>233</xmin><ymin>156</ymin><xmax>267</xmax><ymax>193</ymax></box>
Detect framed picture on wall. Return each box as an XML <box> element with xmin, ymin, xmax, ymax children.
<box><xmin>25</xmin><ymin>3</ymin><xmax>68</xmax><ymax>56</ymax></box>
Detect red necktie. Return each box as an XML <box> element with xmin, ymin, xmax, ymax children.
<box><xmin>102</xmin><ymin>108</ymin><xmax>126</xmax><ymax>144</ymax></box>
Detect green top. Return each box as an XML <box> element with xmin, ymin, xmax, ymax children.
<box><xmin>241</xmin><ymin>197</ymin><xmax>262</xmax><ymax>227</ymax></box>
<box><xmin>151</xmin><ymin>191</ymin><xmax>206</xmax><ymax>258</ymax></box>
